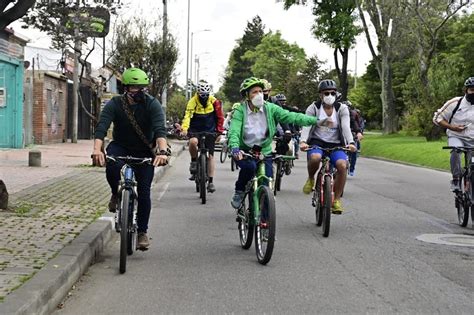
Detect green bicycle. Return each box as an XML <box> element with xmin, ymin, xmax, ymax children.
<box><xmin>236</xmin><ymin>147</ymin><xmax>276</xmax><ymax>265</ymax></box>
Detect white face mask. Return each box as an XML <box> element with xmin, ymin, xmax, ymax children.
<box><xmin>323</xmin><ymin>95</ymin><xmax>336</xmax><ymax>106</ymax></box>
<box><xmin>251</xmin><ymin>92</ymin><xmax>265</xmax><ymax>108</ymax></box>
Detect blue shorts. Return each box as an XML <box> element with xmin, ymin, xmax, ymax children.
<box><xmin>307</xmin><ymin>147</ymin><xmax>348</xmax><ymax>168</ymax></box>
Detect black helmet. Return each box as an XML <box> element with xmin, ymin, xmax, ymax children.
<box><xmin>318</xmin><ymin>79</ymin><xmax>337</xmax><ymax>92</ymax></box>
<box><xmin>275</xmin><ymin>93</ymin><xmax>286</xmax><ymax>102</ymax></box>
<box><xmin>464</xmin><ymin>77</ymin><xmax>474</xmax><ymax>88</ymax></box>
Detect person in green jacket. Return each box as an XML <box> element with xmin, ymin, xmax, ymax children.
<box><xmin>228</xmin><ymin>77</ymin><xmax>318</xmax><ymax>209</ymax></box>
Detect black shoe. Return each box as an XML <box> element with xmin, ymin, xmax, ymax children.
<box><xmin>207</xmin><ymin>182</ymin><xmax>216</xmax><ymax>193</ymax></box>
<box><xmin>108</xmin><ymin>194</ymin><xmax>118</xmax><ymax>213</ymax></box>
<box><xmin>189</xmin><ymin>161</ymin><xmax>197</xmax><ymax>174</ymax></box>
<box><xmin>189</xmin><ymin>174</ymin><xmax>196</xmax><ymax>181</ymax></box>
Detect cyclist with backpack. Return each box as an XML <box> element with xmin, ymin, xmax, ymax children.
<box><xmin>433</xmin><ymin>77</ymin><xmax>474</xmax><ymax>191</ymax></box>
<box><xmin>181</xmin><ymin>81</ymin><xmax>225</xmax><ymax>193</ymax></box>
<box><xmin>299</xmin><ymin>79</ymin><xmax>357</xmax><ymax>214</ymax></box>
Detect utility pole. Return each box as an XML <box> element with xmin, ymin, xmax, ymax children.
<box><xmin>161</xmin><ymin>0</ymin><xmax>168</xmax><ymax>122</ymax></box>
<box><xmin>185</xmin><ymin>0</ymin><xmax>190</xmax><ymax>100</ymax></box>
<box><xmin>72</xmin><ymin>0</ymin><xmax>81</xmax><ymax>143</ymax></box>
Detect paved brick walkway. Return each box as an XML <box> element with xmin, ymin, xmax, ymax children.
<box><xmin>0</xmin><ymin>139</ymin><xmax>185</xmax><ymax>303</ymax></box>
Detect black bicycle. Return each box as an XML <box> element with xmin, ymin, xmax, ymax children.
<box><xmin>191</xmin><ymin>132</ymin><xmax>217</xmax><ymax>204</ymax></box>
<box><xmin>307</xmin><ymin>146</ymin><xmax>349</xmax><ymax>237</ymax></box>
<box><xmin>106</xmin><ymin>155</ymin><xmax>153</xmax><ymax>274</ymax></box>
<box><xmin>442</xmin><ymin>146</ymin><xmax>474</xmax><ymax>227</ymax></box>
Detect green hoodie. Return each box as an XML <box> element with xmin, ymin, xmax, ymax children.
<box><xmin>228</xmin><ymin>101</ymin><xmax>318</xmax><ymax>155</ymax></box>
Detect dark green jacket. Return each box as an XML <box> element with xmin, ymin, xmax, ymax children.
<box><xmin>94</xmin><ymin>94</ymin><xmax>166</xmax><ymax>151</ymax></box>
<box><xmin>228</xmin><ymin>101</ymin><xmax>317</xmax><ymax>155</ymax></box>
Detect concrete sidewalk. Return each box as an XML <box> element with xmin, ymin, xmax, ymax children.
<box><xmin>0</xmin><ymin>139</ymin><xmax>186</xmax><ymax>314</ymax></box>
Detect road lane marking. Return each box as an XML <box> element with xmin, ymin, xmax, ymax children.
<box><xmin>416</xmin><ymin>233</ymin><xmax>474</xmax><ymax>247</ymax></box>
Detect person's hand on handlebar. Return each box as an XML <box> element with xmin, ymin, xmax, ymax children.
<box><xmin>347</xmin><ymin>143</ymin><xmax>357</xmax><ymax>153</ymax></box>
<box><xmin>91</xmin><ymin>150</ymin><xmax>105</xmax><ymax>167</ymax></box>
<box><xmin>231</xmin><ymin>147</ymin><xmax>243</xmax><ymax>161</ymax></box>
<box><xmin>299</xmin><ymin>141</ymin><xmax>309</xmax><ymax>152</ymax></box>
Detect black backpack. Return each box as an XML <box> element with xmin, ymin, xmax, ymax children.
<box><xmin>448</xmin><ymin>98</ymin><xmax>463</xmax><ymax>124</ymax></box>
<box><xmin>314</xmin><ymin>101</ymin><xmax>361</xmax><ymax>133</ymax></box>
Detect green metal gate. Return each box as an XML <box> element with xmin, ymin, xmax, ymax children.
<box><xmin>0</xmin><ymin>53</ymin><xmax>23</xmax><ymax>148</ymax></box>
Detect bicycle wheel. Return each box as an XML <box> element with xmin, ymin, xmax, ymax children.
<box><xmin>456</xmin><ymin>176</ymin><xmax>469</xmax><ymax>227</ymax></box>
<box><xmin>127</xmin><ymin>199</ymin><xmax>135</xmax><ymax>256</ymax></box>
<box><xmin>255</xmin><ymin>186</ymin><xmax>276</xmax><ymax>265</ymax></box>
<box><xmin>231</xmin><ymin>157</ymin><xmax>235</xmax><ymax>172</ymax></box>
<box><xmin>119</xmin><ymin>189</ymin><xmax>131</xmax><ymax>274</ymax></box>
<box><xmin>199</xmin><ymin>153</ymin><xmax>207</xmax><ymax>204</ymax></box>
<box><xmin>220</xmin><ymin>144</ymin><xmax>227</xmax><ymax>163</ymax></box>
<box><xmin>322</xmin><ymin>175</ymin><xmax>332</xmax><ymax>237</ymax></box>
<box><xmin>238</xmin><ymin>192</ymin><xmax>254</xmax><ymax>249</ymax></box>
<box><xmin>313</xmin><ymin>175</ymin><xmax>323</xmax><ymax>226</ymax></box>
<box><xmin>274</xmin><ymin>160</ymin><xmax>282</xmax><ymax>195</ymax></box>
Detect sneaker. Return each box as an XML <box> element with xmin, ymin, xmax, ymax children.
<box><xmin>207</xmin><ymin>182</ymin><xmax>216</xmax><ymax>193</ymax></box>
<box><xmin>189</xmin><ymin>161</ymin><xmax>197</xmax><ymax>174</ymax></box>
<box><xmin>231</xmin><ymin>190</ymin><xmax>245</xmax><ymax>209</ymax></box>
<box><xmin>108</xmin><ymin>194</ymin><xmax>118</xmax><ymax>213</ymax></box>
<box><xmin>137</xmin><ymin>232</ymin><xmax>150</xmax><ymax>251</ymax></box>
<box><xmin>302</xmin><ymin>178</ymin><xmax>315</xmax><ymax>194</ymax></box>
<box><xmin>332</xmin><ymin>199</ymin><xmax>344</xmax><ymax>214</ymax></box>
<box><xmin>450</xmin><ymin>179</ymin><xmax>460</xmax><ymax>192</ymax></box>
<box><xmin>349</xmin><ymin>171</ymin><xmax>355</xmax><ymax>176</ymax></box>
<box><xmin>189</xmin><ymin>174</ymin><xmax>195</xmax><ymax>181</ymax></box>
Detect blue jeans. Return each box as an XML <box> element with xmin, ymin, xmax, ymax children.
<box><xmin>106</xmin><ymin>141</ymin><xmax>155</xmax><ymax>233</ymax></box>
<box><xmin>234</xmin><ymin>157</ymin><xmax>273</xmax><ymax>191</ymax></box>
<box><xmin>348</xmin><ymin>141</ymin><xmax>361</xmax><ymax>172</ymax></box>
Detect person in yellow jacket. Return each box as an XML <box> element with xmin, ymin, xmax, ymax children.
<box><xmin>181</xmin><ymin>81</ymin><xmax>225</xmax><ymax>193</ymax></box>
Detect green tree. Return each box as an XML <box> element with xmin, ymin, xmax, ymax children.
<box><xmin>166</xmin><ymin>92</ymin><xmax>187</xmax><ymax>122</ymax></box>
<box><xmin>283</xmin><ymin>0</ymin><xmax>361</xmax><ymax>101</ymax></box>
<box><xmin>244</xmin><ymin>31</ymin><xmax>306</xmax><ymax>94</ymax></box>
<box><xmin>285</xmin><ymin>55</ymin><xmax>327</xmax><ymax>110</ymax></box>
<box><xmin>221</xmin><ymin>16</ymin><xmax>265</xmax><ymax>102</ymax></box>
<box><xmin>111</xmin><ymin>16</ymin><xmax>178</xmax><ymax>100</ymax></box>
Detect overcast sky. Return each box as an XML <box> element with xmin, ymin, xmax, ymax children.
<box><xmin>12</xmin><ymin>0</ymin><xmax>372</xmax><ymax>91</ymax></box>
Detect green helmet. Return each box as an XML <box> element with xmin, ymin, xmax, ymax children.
<box><xmin>239</xmin><ymin>77</ymin><xmax>265</xmax><ymax>96</ymax></box>
<box><xmin>122</xmin><ymin>68</ymin><xmax>149</xmax><ymax>86</ymax></box>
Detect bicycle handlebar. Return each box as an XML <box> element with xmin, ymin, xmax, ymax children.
<box><xmin>302</xmin><ymin>145</ymin><xmax>351</xmax><ymax>153</ymax></box>
<box><xmin>106</xmin><ymin>155</ymin><xmax>154</xmax><ymax>165</ymax></box>
<box><xmin>442</xmin><ymin>146</ymin><xmax>474</xmax><ymax>152</ymax></box>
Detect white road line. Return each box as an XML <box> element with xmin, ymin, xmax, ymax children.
<box><xmin>156</xmin><ymin>182</ymin><xmax>170</xmax><ymax>201</ymax></box>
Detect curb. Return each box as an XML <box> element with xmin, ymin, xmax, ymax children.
<box><xmin>0</xmin><ymin>141</ymin><xmax>186</xmax><ymax>315</ymax></box>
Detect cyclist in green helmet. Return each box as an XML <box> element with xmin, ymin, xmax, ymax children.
<box><xmin>228</xmin><ymin>77</ymin><xmax>319</xmax><ymax>209</ymax></box>
<box><xmin>92</xmin><ymin>67</ymin><xmax>169</xmax><ymax>250</ymax></box>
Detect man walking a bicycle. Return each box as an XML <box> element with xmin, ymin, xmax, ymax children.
<box><xmin>433</xmin><ymin>77</ymin><xmax>474</xmax><ymax>191</ymax></box>
<box><xmin>91</xmin><ymin>67</ymin><xmax>169</xmax><ymax>251</ymax></box>
<box><xmin>181</xmin><ymin>81</ymin><xmax>225</xmax><ymax>193</ymax></box>
<box><xmin>228</xmin><ymin>77</ymin><xmax>318</xmax><ymax>209</ymax></box>
<box><xmin>300</xmin><ymin>79</ymin><xmax>356</xmax><ymax>214</ymax></box>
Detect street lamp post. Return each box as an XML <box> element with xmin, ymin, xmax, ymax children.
<box><xmin>189</xmin><ymin>29</ymin><xmax>210</xmax><ymax>93</ymax></box>
<box><xmin>185</xmin><ymin>0</ymin><xmax>191</xmax><ymax>100</ymax></box>
<box><xmin>194</xmin><ymin>52</ymin><xmax>210</xmax><ymax>85</ymax></box>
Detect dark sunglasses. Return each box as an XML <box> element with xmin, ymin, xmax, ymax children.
<box><xmin>323</xmin><ymin>91</ymin><xmax>337</xmax><ymax>96</ymax></box>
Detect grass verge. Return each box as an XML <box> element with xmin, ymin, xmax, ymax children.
<box><xmin>361</xmin><ymin>133</ymin><xmax>450</xmax><ymax>171</ymax></box>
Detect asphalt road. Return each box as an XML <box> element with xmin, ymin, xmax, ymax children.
<box><xmin>55</xmin><ymin>153</ymin><xmax>474</xmax><ymax>314</ymax></box>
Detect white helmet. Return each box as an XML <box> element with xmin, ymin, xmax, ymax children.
<box><xmin>197</xmin><ymin>82</ymin><xmax>211</xmax><ymax>96</ymax></box>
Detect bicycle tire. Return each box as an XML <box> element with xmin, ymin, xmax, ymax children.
<box><xmin>274</xmin><ymin>161</ymin><xmax>282</xmax><ymax>195</ymax></box>
<box><xmin>255</xmin><ymin>186</ymin><xmax>276</xmax><ymax>265</ymax></box>
<box><xmin>220</xmin><ymin>144</ymin><xmax>227</xmax><ymax>163</ymax></box>
<box><xmin>231</xmin><ymin>157</ymin><xmax>235</xmax><ymax>172</ymax></box>
<box><xmin>199</xmin><ymin>153</ymin><xmax>207</xmax><ymax>204</ymax></box>
<box><xmin>457</xmin><ymin>176</ymin><xmax>469</xmax><ymax>227</ymax></box>
<box><xmin>195</xmin><ymin>158</ymin><xmax>200</xmax><ymax>193</ymax></box>
<box><xmin>119</xmin><ymin>189</ymin><xmax>130</xmax><ymax>274</ymax></box>
<box><xmin>314</xmin><ymin>175</ymin><xmax>323</xmax><ymax>226</ymax></box>
<box><xmin>127</xmin><ymin>199</ymin><xmax>135</xmax><ymax>256</ymax></box>
<box><xmin>238</xmin><ymin>192</ymin><xmax>254</xmax><ymax>249</ymax></box>
<box><xmin>322</xmin><ymin>175</ymin><xmax>332</xmax><ymax>237</ymax></box>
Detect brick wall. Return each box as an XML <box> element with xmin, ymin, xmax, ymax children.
<box><xmin>32</xmin><ymin>72</ymin><xmax>68</xmax><ymax>144</ymax></box>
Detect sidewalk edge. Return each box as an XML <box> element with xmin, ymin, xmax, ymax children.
<box><xmin>0</xmin><ymin>141</ymin><xmax>186</xmax><ymax>315</ymax></box>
